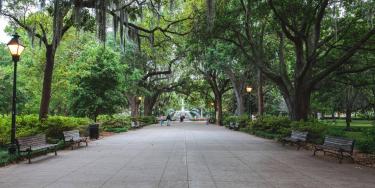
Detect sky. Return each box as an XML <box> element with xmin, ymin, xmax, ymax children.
<box><xmin>0</xmin><ymin>16</ymin><xmax>11</xmax><ymax>44</ymax></box>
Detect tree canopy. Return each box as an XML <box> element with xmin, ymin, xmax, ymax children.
<box><xmin>0</xmin><ymin>0</ymin><xmax>374</xmax><ymax>126</ymax></box>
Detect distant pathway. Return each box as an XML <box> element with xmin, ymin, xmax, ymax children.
<box><xmin>0</xmin><ymin>122</ymin><xmax>374</xmax><ymax>188</ymax></box>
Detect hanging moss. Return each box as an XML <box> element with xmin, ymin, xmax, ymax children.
<box><xmin>169</xmin><ymin>0</ymin><xmax>175</xmax><ymax>12</ymax></box>
<box><xmin>73</xmin><ymin>2</ymin><xmax>82</xmax><ymax>26</ymax></box>
<box><xmin>119</xmin><ymin>8</ymin><xmax>125</xmax><ymax>50</ymax></box>
<box><xmin>206</xmin><ymin>0</ymin><xmax>216</xmax><ymax>30</ymax></box>
<box><xmin>40</xmin><ymin>0</ymin><xmax>46</xmax><ymax>8</ymax></box>
<box><xmin>95</xmin><ymin>0</ymin><xmax>107</xmax><ymax>42</ymax></box>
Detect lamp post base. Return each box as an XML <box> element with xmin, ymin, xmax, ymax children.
<box><xmin>8</xmin><ymin>144</ymin><xmax>17</xmax><ymax>155</ymax></box>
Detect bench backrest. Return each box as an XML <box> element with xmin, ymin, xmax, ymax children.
<box><xmin>290</xmin><ymin>130</ymin><xmax>308</xmax><ymax>141</ymax></box>
<box><xmin>131</xmin><ymin>121</ymin><xmax>138</xmax><ymax>127</ymax></box>
<box><xmin>323</xmin><ymin>136</ymin><xmax>355</xmax><ymax>153</ymax></box>
<box><xmin>17</xmin><ymin>134</ymin><xmax>47</xmax><ymax>150</ymax></box>
<box><xmin>63</xmin><ymin>130</ymin><xmax>80</xmax><ymax>141</ymax></box>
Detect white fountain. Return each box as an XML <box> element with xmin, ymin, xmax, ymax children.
<box><xmin>172</xmin><ymin>99</ymin><xmax>201</xmax><ymax>120</ymax></box>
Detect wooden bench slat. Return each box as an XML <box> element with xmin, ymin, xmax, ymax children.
<box><xmin>16</xmin><ymin>134</ymin><xmax>57</xmax><ymax>163</ymax></box>
<box><xmin>63</xmin><ymin>130</ymin><xmax>88</xmax><ymax>150</ymax></box>
<box><xmin>313</xmin><ymin>135</ymin><xmax>355</xmax><ymax>163</ymax></box>
<box><xmin>282</xmin><ymin>131</ymin><xmax>308</xmax><ymax>150</ymax></box>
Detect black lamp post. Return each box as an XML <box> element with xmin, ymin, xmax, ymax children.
<box><xmin>7</xmin><ymin>33</ymin><xmax>25</xmax><ymax>154</ymax></box>
<box><xmin>138</xmin><ymin>96</ymin><xmax>142</xmax><ymax>116</ymax></box>
<box><xmin>246</xmin><ymin>85</ymin><xmax>253</xmax><ymax>118</ymax></box>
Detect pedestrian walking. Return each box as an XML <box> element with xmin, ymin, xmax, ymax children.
<box><xmin>160</xmin><ymin>115</ymin><xmax>165</xmax><ymax>126</ymax></box>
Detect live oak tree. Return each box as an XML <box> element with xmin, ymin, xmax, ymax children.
<box><xmin>201</xmin><ymin>0</ymin><xmax>375</xmax><ymax>120</ymax></box>
<box><xmin>187</xmin><ymin>41</ymin><xmax>231</xmax><ymax>125</ymax></box>
<box><xmin>1</xmin><ymin>0</ymin><xmax>93</xmax><ymax>119</ymax></box>
<box><xmin>1</xmin><ymin>0</ymin><xmax>191</xmax><ymax>119</ymax></box>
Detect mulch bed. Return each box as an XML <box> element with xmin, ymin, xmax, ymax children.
<box><xmin>302</xmin><ymin>143</ymin><xmax>375</xmax><ymax>168</ymax></box>
<box><xmin>355</xmin><ymin>153</ymin><xmax>375</xmax><ymax>167</ymax></box>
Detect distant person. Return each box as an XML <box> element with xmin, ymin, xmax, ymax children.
<box><xmin>180</xmin><ymin>115</ymin><xmax>183</xmax><ymax>122</ymax></box>
<box><xmin>160</xmin><ymin>115</ymin><xmax>165</xmax><ymax>126</ymax></box>
<box><xmin>166</xmin><ymin>114</ymin><xmax>172</xmax><ymax>126</ymax></box>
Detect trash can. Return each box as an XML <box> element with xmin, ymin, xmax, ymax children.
<box><xmin>89</xmin><ymin>123</ymin><xmax>99</xmax><ymax>139</ymax></box>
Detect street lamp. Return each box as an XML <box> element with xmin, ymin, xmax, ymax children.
<box><xmin>7</xmin><ymin>33</ymin><xmax>25</xmax><ymax>154</ymax></box>
<box><xmin>138</xmin><ymin>97</ymin><xmax>142</xmax><ymax>116</ymax></box>
<box><xmin>246</xmin><ymin>85</ymin><xmax>252</xmax><ymax>118</ymax></box>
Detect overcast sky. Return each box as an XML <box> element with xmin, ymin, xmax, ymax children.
<box><xmin>0</xmin><ymin>16</ymin><xmax>11</xmax><ymax>44</ymax></box>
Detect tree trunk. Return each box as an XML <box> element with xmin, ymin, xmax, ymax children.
<box><xmin>39</xmin><ymin>45</ymin><xmax>55</xmax><ymax>120</ymax></box>
<box><xmin>144</xmin><ymin>97</ymin><xmax>153</xmax><ymax>116</ymax></box>
<box><xmin>280</xmin><ymin>87</ymin><xmax>311</xmax><ymax>121</ymax></box>
<box><xmin>144</xmin><ymin>95</ymin><xmax>158</xmax><ymax>116</ymax></box>
<box><xmin>128</xmin><ymin>96</ymin><xmax>139</xmax><ymax>117</ymax></box>
<box><xmin>257</xmin><ymin>69</ymin><xmax>264</xmax><ymax>116</ymax></box>
<box><xmin>293</xmin><ymin>90</ymin><xmax>311</xmax><ymax>121</ymax></box>
<box><xmin>214</xmin><ymin>94</ymin><xmax>223</xmax><ymax>126</ymax></box>
<box><xmin>225</xmin><ymin>70</ymin><xmax>245</xmax><ymax>115</ymax></box>
<box><xmin>344</xmin><ymin>87</ymin><xmax>358</xmax><ymax>130</ymax></box>
<box><xmin>331</xmin><ymin>112</ymin><xmax>336</xmax><ymax>122</ymax></box>
<box><xmin>234</xmin><ymin>91</ymin><xmax>245</xmax><ymax>115</ymax></box>
<box><xmin>345</xmin><ymin>107</ymin><xmax>352</xmax><ymax>130</ymax></box>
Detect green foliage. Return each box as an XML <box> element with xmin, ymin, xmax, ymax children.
<box><xmin>133</xmin><ymin>116</ymin><xmax>158</xmax><ymax>125</ymax></box>
<box><xmin>0</xmin><ymin>147</ymin><xmax>18</xmax><ymax>166</ymax></box>
<box><xmin>0</xmin><ymin>115</ymin><xmax>92</xmax><ymax>144</ymax></box>
<box><xmin>70</xmin><ymin>43</ymin><xmax>126</xmax><ymax>121</ymax></box>
<box><xmin>290</xmin><ymin>121</ymin><xmax>327</xmax><ymax>144</ymax></box>
<box><xmin>242</xmin><ymin>116</ymin><xmax>375</xmax><ymax>153</ymax></box>
<box><xmin>103</xmin><ymin>127</ymin><xmax>129</xmax><ymax>133</ymax></box>
<box><xmin>99</xmin><ymin>115</ymin><xmax>157</xmax><ymax>133</ymax></box>
<box><xmin>41</xmin><ymin>116</ymin><xmax>92</xmax><ymax>139</ymax></box>
<box><xmin>327</xmin><ymin>126</ymin><xmax>375</xmax><ymax>154</ymax></box>
<box><xmin>223</xmin><ymin>115</ymin><xmax>250</xmax><ymax>128</ymax></box>
<box><xmin>355</xmin><ymin>127</ymin><xmax>375</xmax><ymax>154</ymax></box>
<box><xmin>249</xmin><ymin>116</ymin><xmax>291</xmax><ymax>136</ymax></box>
<box><xmin>100</xmin><ymin>115</ymin><xmax>131</xmax><ymax>133</ymax></box>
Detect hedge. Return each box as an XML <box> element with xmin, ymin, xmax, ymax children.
<box><xmin>0</xmin><ymin>115</ymin><xmax>92</xmax><ymax>145</ymax></box>
<box><xmin>240</xmin><ymin>116</ymin><xmax>375</xmax><ymax>154</ymax></box>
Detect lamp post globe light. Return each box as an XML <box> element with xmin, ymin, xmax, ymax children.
<box><xmin>7</xmin><ymin>33</ymin><xmax>25</xmax><ymax>154</ymax></box>
<box><xmin>246</xmin><ymin>85</ymin><xmax>252</xmax><ymax>118</ymax></box>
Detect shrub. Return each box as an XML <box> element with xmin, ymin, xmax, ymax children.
<box><xmin>41</xmin><ymin>116</ymin><xmax>92</xmax><ymax>139</ymax></box>
<box><xmin>101</xmin><ymin>115</ymin><xmax>131</xmax><ymax>132</ymax></box>
<box><xmin>246</xmin><ymin>117</ymin><xmax>327</xmax><ymax>143</ymax></box>
<box><xmin>223</xmin><ymin>115</ymin><xmax>250</xmax><ymax>128</ymax></box>
<box><xmin>223</xmin><ymin>116</ymin><xmax>236</xmax><ymax>126</ymax></box>
<box><xmin>0</xmin><ymin>115</ymin><xmax>92</xmax><ymax>143</ymax></box>
<box><xmin>0</xmin><ymin>119</ymin><xmax>10</xmax><ymax>145</ymax></box>
<box><xmin>290</xmin><ymin>120</ymin><xmax>327</xmax><ymax>144</ymax></box>
<box><xmin>134</xmin><ymin>116</ymin><xmax>158</xmax><ymax>125</ymax></box>
<box><xmin>249</xmin><ymin>116</ymin><xmax>291</xmax><ymax>135</ymax></box>
<box><xmin>104</xmin><ymin>127</ymin><xmax>129</xmax><ymax>133</ymax></box>
<box><xmin>352</xmin><ymin>127</ymin><xmax>375</xmax><ymax>154</ymax></box>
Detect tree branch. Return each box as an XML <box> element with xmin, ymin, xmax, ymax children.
<box><xmin>311</xmin><ymin>28</ymin><xmax>375</xmax><ymax>86</ymax></box>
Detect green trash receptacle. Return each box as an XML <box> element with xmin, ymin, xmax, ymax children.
<box><xmin>89</xmin><ymin>124</ymin><xmax>99</xmax><ymax>139</ymax></box>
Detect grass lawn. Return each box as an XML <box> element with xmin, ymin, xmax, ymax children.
<box><xmin>323</xmin><ymin>119</ymin><xmax>374</xmax><ymax>127</ymax></box>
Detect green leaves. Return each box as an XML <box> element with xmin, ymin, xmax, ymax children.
<box><xmin>69</xmin><ymin>43</ymin><xmax>126</xmax><ymax>120</ymax></box>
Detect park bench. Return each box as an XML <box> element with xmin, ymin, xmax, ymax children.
<box><xmin>16</xmin><ymin>134</ymin><xmax>58</xmax><ymax>164</ymax></box>
<box><xmin>228</xmin><ymin>122</ymin><xmax>239</xmax><ymax>130</ymax></box>
<box><xmin>281</xmin><ymin>130</ymin><xmax>308</xmax><ymax>150</ymax></box>
<box><xmin>63</xmin><ymin>130</ymin><xmax>88</xmax><ymax>150</ymax></box>
<box><xmin>131</xmin><ymin>121</ymin><xmax>144</xmax><ymax>128</ymax></box>
<box><xmin>313</xmin><ymin>136</ymin><xmax>355</xmax><ymax>163</ymax></box>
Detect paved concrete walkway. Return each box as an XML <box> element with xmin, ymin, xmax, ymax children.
<box><xmin>0</xmin><ymin>122</ymin><xmax>374</xmax><ymax>188</ymax></box>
